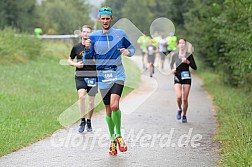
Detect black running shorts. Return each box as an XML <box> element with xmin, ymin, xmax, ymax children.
<box><xmin>100</xmin><ymin>80</ymin><xmax>124</xmax><ymax>105</ymax></box>
<box><xmin>75</xmin><ymin>76</ymin><xmax>98</xmax><ymax>96</ymax></box>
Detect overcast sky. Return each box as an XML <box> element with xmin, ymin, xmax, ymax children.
<box><xmin>86</xmin><ymin>0</ymin><xmax>105</xmax><ymax>7</ymax></box>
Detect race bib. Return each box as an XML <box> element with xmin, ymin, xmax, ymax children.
<box><xmin>84</xmin><ymin>78</ymin><xmax>96</xmax><ymax>87</ymax></box>
<box><xmin>100</xmin><ymin>70</ymin><xmax>117</xmax><ymax>83</ymax></box>
<box><xmin>181</xmin><ymin>71</ymin><xmax>191</xmax><ymax>80</ymax></box>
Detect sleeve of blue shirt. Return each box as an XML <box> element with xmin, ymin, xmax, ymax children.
<box><xmin>122</xmin><ymin>30</ymin><xmax>135</xmax><ymax>57</ymax></box>
<box><xmin>83</xmin><ymin>35</ymin><xmax>95</xmax><ymax>61</ymax></box>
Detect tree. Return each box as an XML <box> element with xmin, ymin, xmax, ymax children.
<box><xmin>38</xmin><ymin>0</ymin><xmax>92</xmax><ymax>34</ymax></box>
<box><xmin>121</xmin><ymin>0</ymin><xmax>154</xmax><ymax>34</ymax></box>
<box><xmin>0</xmin><ymin>0</ymin><xmax>37</xmax><ymax>32</ymax></box>
<box><xmin>103</xmin><ymin>0</ymin><xmax>128</xmax><ymax>23</ymax></box>
<box><xmin>183</xmin><ymin>0</ymin><xmax>252</xmax><ymax>91</ymax></box>
<box><xmin>183</xmin><ymin>0</ymin><xmax>225</xmax><ymax>68</ymax></box>
<box><xmin>213</xmin><ymin>0</ymin><xmax>252</xmax><ymax>90</ymax></box>
<box><xmin>147</xmin><ymin>0</ymin><xmax>187</xmax><ymax>32</ymax></box>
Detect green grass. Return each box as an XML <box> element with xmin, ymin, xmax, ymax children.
<box><xmin>196</xmin><ymin>62</ymin><xmax>252</xmax><ymax>166</ymax></box>
<box><xmin>0</xmin><ymin>28</ymin><xmax>42</xmax><ymax>64</ymax></box>
<box><xmin>0</xmin><ymin>40</ymin><xmax>140</xmax><ymax>156</ymax></box>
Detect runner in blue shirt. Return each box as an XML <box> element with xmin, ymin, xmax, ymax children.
<box><xmin>84</xmin><ymin>7</ymin><xmax>135</xmax><ymax>156</ymax></box>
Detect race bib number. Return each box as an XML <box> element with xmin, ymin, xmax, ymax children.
<box><xmin>181</xmin><ymin>71</ymin><xmax>191</xmax><ymax>80</ymax></box>
<box><xmin>84</xmin><ymin>78</ymin><xmax>96</xmax><ymax>87</ymax></box>
<box><xmin>101</xmin><ymin>70</ymin><xmax>117</xmax><ymax>83</ymax></box>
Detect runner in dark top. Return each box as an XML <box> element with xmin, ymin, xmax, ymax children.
<box><xmin>68</xmin><ymin>25</ymin><xmax>98</xmax><ymax>133</ymax></box>
<box><xmin>146</xmin><ymin>40</ymin><xmax>157</xmax><ymax>77</ymax></box>
<box><xmin>170</xmin><ymin>38</ymin><xmax>197</xmax><ymax>123</ymax></box>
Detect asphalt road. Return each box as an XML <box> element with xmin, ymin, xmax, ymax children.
<box><xmin>0</xmin><ymin>56</ymin><xmax>219</xmax><ymax>167</ymax></box>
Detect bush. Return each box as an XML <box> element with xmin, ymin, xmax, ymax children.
<box><xmin>0</xmin><ymin>28</ymin><xmax>42</xmax><ymax>64</ymax></box>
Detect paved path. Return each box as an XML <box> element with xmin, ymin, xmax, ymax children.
<box><xmin>0</xmin><ymin>56</ymin><xmax>219</xmax><ymax>167</ymax></box>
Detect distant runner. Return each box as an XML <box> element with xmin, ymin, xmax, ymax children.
<box><xmin>170</xmin><ymin>38</ymin><xmax>197</xmax><ymax>123</ymax></box>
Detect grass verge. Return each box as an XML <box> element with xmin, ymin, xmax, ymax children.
<box><xmin>197</xmin><ymin>64</ymin><xmax>252</xmax><ymax>166</ymax></box>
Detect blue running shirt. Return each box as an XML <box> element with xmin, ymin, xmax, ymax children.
<box><xmin>84</xmin><ymin>27</ymin><xmax>135</xmax><ymax>89</ymax></box>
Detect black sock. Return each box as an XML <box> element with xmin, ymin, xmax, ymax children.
<box><xmin>87</xmin><ymin>119</ymin><xmax>91</xmax><ymax>128</ymax></box>
<box><xmin>87</xmin><ymin>119</ymin><xmax>91</xmax><ymax>124</ymax></box>
<box><xmin>81</xmin><ymin>118</ymin><xmax>86</xmax><ymax>123</ymax></box>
